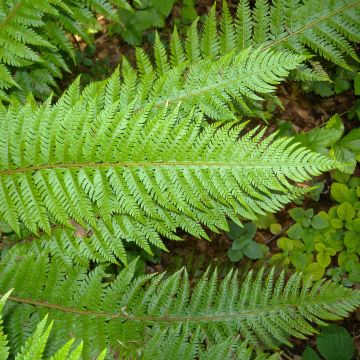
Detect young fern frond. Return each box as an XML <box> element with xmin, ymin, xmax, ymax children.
<box><xmin>0</xmin><ymin>255</ymin><xmax>359</xmax><ymax>358</ymax></box>
<box><xmin>0</xmin><ymin>70</ymin><xmax>338</xmax><ymax>264</ymax></box>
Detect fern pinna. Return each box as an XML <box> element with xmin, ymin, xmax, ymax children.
<box><xmin>0</xmin><ymin>254</ymin><xmax>359</xmax><ymax>359</ymax></box>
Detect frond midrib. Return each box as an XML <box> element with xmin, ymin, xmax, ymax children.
<box><xmin>4</xmin><ymin>291</ymin><xmax>356</xmax><ymax>324</ymax></box>
<box><xmin>133</xmin><ymin>63</ymin><xmax>275</xmax><ymax>113</ymax></box>
<box><xmin>0</xmin><ymin>159</ymin><xmax>328</xmax><ymax>175</ymax></box>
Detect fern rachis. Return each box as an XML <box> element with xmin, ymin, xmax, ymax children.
<box><xmin>0</xmin><ymin>255</ymin><xmax>359</xmax><ymax>358</ymax></box>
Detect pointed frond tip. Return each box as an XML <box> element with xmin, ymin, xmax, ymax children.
<box><xmin>0</xmin><ymin>83</ymin><xmax>339</xmax><ymax>262</ymax></box>
<box><xmin>0</xmin><ymin>255</ymin><xmax>359</xmax><ymax>356</ymax></box>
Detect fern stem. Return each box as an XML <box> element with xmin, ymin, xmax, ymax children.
<box><xmin>0</xmin><ymin>160</ymin><xmax>324</xmax><ymax>176</ymax></box>
<box><xmin>3</xmin><ymin>291</ymin><xmax>355</xmax><ymax>324</ymax></box>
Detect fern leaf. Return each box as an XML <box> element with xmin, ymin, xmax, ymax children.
<box><xmin>0</xmin><ymin>0</ymin><xmax>119</xmax><ymax>100</ymax></box>
<box><xmin>0</xmin><ymin>255</ymin><xmax>359</xmax><ymax>358</ymax></box>
<box><xmin>0</xmin><ymin>73</ymin><xmax>337</xmax><ymax>262</ymax></box>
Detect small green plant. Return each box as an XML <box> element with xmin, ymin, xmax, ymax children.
<box><xmin>271</xmin><ymin>177</ymin><xmax>360</xmax><ymax>284</ymax></box>
<box><xmin>110</xmin><ymin>0</ymin><xmax>177</xmax><ymax>45</ymax></box>
<box><xmin>226</xmin><ymin>222</ymin><xmax>268</xmax><ymax>262</ymax></box>
<box><xmin>294</xmin><ymin>114</ymin><xmax>360</xmax><ymax>174</ymax></box>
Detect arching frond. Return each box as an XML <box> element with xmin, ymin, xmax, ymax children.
<box><xmin>0</xmin><ymin>73</ymin><xmax>338</xmax><ymax>263</ymax></box>
<box><xmin>0</xmin><ymin>255</ymin><xmax>359</xmax><ymax>358</ymax></box>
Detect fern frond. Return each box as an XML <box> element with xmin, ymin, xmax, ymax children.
<box><xmin>0</xmin><ymin>255</ymin><xmax>359</xmax><ymax>358</ymax></box>
<box><xmin>0</xmin><ymin>291</ymin><xmax>106</xmax><ymax>359</ymax></box>
<box><xmin>0</xmin><ymin>72</ymin><xmax>337</xmax><ymax>263</ymax></box>
<box><xmin>113</xmin><ymin>0</ymin><xmax>360</xmax><ymax>118</ymax></box>
<box><xmin>0</xmin><ymin>0</ymin><xmax>118</xmax><ymax>100</ymax></box>
<box><xmin>130</xmin><ymin>46</ymin><xmax>305</xmax><ymax>119</ymax></box>
<box><xmin>160</xmin><ymin>0</ymin><xmax>360</xmax><ymax>81</ymax></box>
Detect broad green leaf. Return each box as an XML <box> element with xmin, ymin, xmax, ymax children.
<box><xmin>302</xmin><ymin>346</ymin><xmax>321</xmax><ymax>360</ymax></box>
<box><xmin>227</xmin><ymin>248</ymin><xmax>244</xmax><ymax>262</ymax></box>
<box><xmin>242</xmin><ymin>241</ymin><xmax>265</xmax><ymax>259</ymax></box>
<box><xmin>331</xmin><ymin>183</ymin><xmax>357</xmax><ymax>204</ymax></box>
<box><xmin>287</xmin><ymin>223</ymin><xmax>303</xmax><ymax>240</ymax></box>
<box><xmin>337</xmin><ymin>202</ymin><xmax>355</xmax><ymax>221</ymax></box>
<box><xmin>150</xmin><ymin>0</ymin><xmax>176</xmax><ymax>17</ymax></box>
<box><xmin>311</xmin><ymin>212</ymin><xmax>329</xmax><ymax>230</ymax></box>
<box><xmin>316</xmin><ymin>325</ymin><xmax>354</xmax><ymax>360</ymax></box>
<box><xmin>288</xmin><ymin>207</ymin><xmax>306</xmax><ymax>222</ymax></box>
<box><xmin>304</xmin><ymin>263</ymin><xmax>325</xmax><ymax>281</ymax></box>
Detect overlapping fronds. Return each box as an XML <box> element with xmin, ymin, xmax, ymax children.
<box><xmin>0</xmin><ymin>254</ymin><xmax>359</xmax><ymax>358</ymax></box>
<box><xmin>0</xmin><ymin>72</ymin><xmax>337</xmax><ymax>264</ymax></box>
<box><xmin>0</xmin><ymin>0</ymin><xmax>120</xmax><ymax>101</ymax></box>
<box><xmin>147</xmin><ymin>0</ymin><xmax>360</xmax><ymax>82</ymax></box>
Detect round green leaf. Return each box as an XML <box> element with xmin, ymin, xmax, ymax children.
<box><xmin>302</xmin><ymin>346</ymin><xmax>321</xmax><ymax>360</ymax></box>
<box><xmin>330</xmin><ymin>218</ymin><xmax>343</xmax><ymax>229</ymax></box>
<box><xmin>270</xmin><ymin>223</ymin><xmax>282</xmax><ymax>235</ymax></box>
<box><xmin>286</xmin><ymin>223</ymin><xmax>303</xmax><ymax>240</ymax></box>
<box><xmin>316</xmin><ymin>252</ymin><xmax>331</xmax><ymax>268</ymax></box>
<box><xmin>305</xmin><ymin>263</ymin><xmax>325</xmax><ymax>281</ymax></box>
<box><xmin>227</xmin><ymin>248</ymin><xmax>244</xmax><ymax>262</ymax></box>
<box><xmin>316</xmin><ymin>325</ymin><xmax>354</xmax><ymax>360</ymax></box>
<box><xmin>242</xmin><ymin>241</ymin><xmax>265</xmax><ymax>259</ymax></box>
<box><xmin>289</xmin><ymin>207</ymin><xmax>306</xmax><ymax>222</ymax></box>
<box><xmin>312</xmin><ymin>212</ymin><xmax>329</xmax><ymax>230</ymax></box>
<box><xmin>337</xmin><ymin>202</ymin><xmax>355</xmax><ymax>221</ymax></box>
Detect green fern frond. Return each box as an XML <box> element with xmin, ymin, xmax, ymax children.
<box><xmin>113</xmin><ymin>0</ymin><xmax>360</xmax><ymax>118</ymax></box>
<box><xmin>0</xmin><ymin>0</ymin><xmax>119</xmax><ymax>100</ymax></box>
<box><xmin>0</xmin><ymin>255</ymin><xmax>359</xmax><ymax>358</ymax></box>
<box><xmin>0</xmin><ymin>72</ymin><xmax>338</xmax><ymax>263</ymax></box>
<box><xmin>157</xmin><ymin>0</ymin><xmax>360</xmax><ymax>82</ymax></box>
<box><xmin>0</xmin><ymin>291</ymin><xmax>106</xmax><ymax>359</ymax></box>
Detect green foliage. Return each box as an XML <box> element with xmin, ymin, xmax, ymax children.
<box><xmin>0</xmin><ymin>292</ymin><xmax>107</xmax><ymax>360</ymax></box>
<box><xmin>111</xmin><ymin>0</ymin><xmax>177</xmax><ymax>45</ymax></box>
<box><xmin>271</xmin><ymin>176</ymin><xmax>360</xmax><ymax>285</ymax></box>
<box><xmin>186</xmin><ymin>0</ymin><xmax>360</xmax><ymax>80</ymax></box>
<box><xmin>0</xmin><ymin>63</ymin><xmax>338</xmax><ymax>265</ymax></box>
<box><xmin>0</xmin><ymin>2</ymin><xmax>359</xmax><ymax>359</ymax></box>
<box><xmin>302</xmin><ymin>324</ymin><xmax>355</xmax><ymax>360</ymax></box>
<box><xmin>0</xmin><ymin>0</ymin><xmax>126</xmax><ymax>101</ymax></box>
<box><xmin>0</xmin><ymin>254</ymin><xmax>359</xmax><ymax>358</ymax></box>
<box><xmin>294</xmin><ymin>114</ymin><xmax>360</xmax><ymax>173</ymax></box>
<box><xmin>226</xmin><ymin>222</ymin><xmax>268</xmax><ymax>262</ymax></box>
